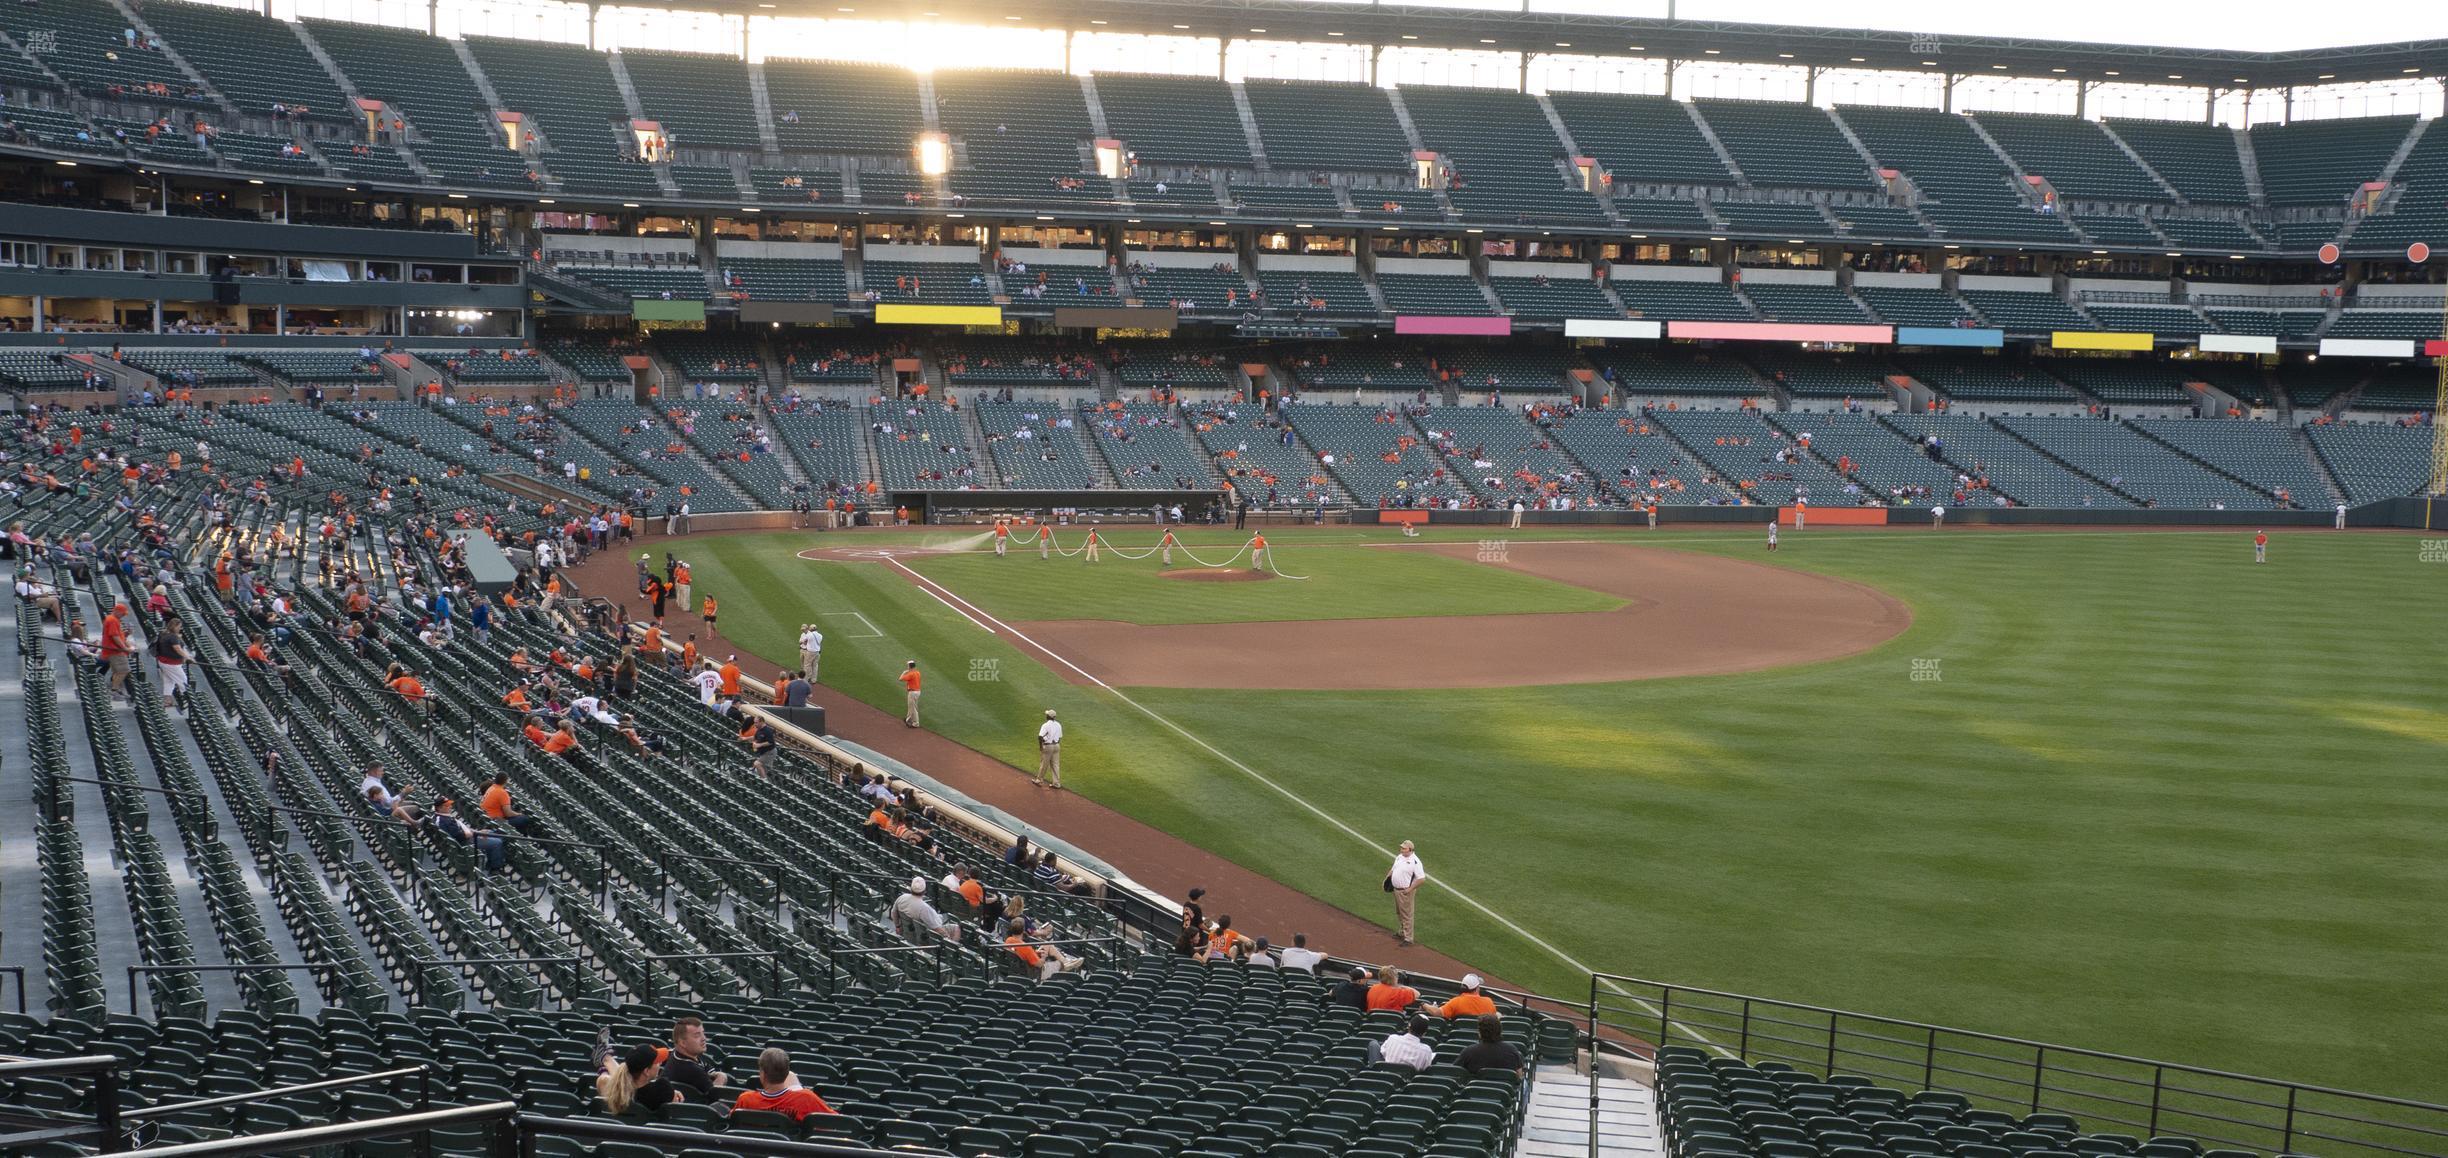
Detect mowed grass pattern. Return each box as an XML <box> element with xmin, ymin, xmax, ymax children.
<box><xmin>905</xmin><ymin>535</ymin><xmax>1624</xmax><ymax>624</ymax></box>
<box><xmin>681</xmin><ymin>528</ymin><xmax>2448</xmax><ymax>1101</ymax></box>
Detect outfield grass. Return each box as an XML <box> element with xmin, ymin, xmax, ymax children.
<box><xmin>903</xmin><ymin>532</ymin><xmax>1623</xmax><ymax>624</ymax></box>
<box><xmin>681</xmin><ymin>527</ymin><xmax>2448</xmax><ymax>1101</ymax></box>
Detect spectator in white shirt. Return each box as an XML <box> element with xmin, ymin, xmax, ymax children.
<box><xmin>1378</xmin><ymin>1015</ymin><xmax>1437</xmax><ymax>1071</ymax></box>
<box><xmin>1244</xmin><ymin>936</ymin><xmax>1279</xmax><ymax>967</ymax></box>
<box><xmin>568</xmin><ymin>694</ymin><xmax>620</xmax><ymax>727</ymax></box>
<box><xmin>1276</xmin><ymin>933</ymin><xmax>1325</xmax><ymax>974</ymax></box>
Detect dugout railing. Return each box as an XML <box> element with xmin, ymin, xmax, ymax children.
<box><xmin>1589</xmin><ymin>972</ymin><xmax>2448</xmax><ymax>1158</ymax></box>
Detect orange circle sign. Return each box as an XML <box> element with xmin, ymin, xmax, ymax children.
<box><xmin>2318</xmin><ymin>243</ymin><xmax>2341</xmax><ymax>264</ymax></box>
<box><xmin>2410</xmin><ymin>242</ymin><xmax>2432</xmax><ymax>264</ymax></box>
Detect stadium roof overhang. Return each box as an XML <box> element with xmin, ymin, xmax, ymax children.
<box><xmin>709</xmin><ymin>0</ymin><xmax>2447</xmax><ymax>89</ymax></box>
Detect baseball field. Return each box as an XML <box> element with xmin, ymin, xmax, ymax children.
<box><xmin>650</xmin><ymin>524</ymin><xmax>2448</xmax><ymax>1101</ymax></box>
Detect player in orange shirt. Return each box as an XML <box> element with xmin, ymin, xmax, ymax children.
<box><xmin>899</xmin><ymin>661</ymin><xmax>923</xmax><ymax>728</ymax></box>
<box><xmin>1249</xmin><ymin>533</ymin><xmax>1268</xmax><ymax>573</ymax></box>
<box><xmin>1083</xmin><ymin>527</ymin><xmax>1101</xmax><ymax>563</ymax></box>
<box><xmin>993</xmin><ymin>520</ymin><xmax>1010</xmax><ymax>557</ymax></box>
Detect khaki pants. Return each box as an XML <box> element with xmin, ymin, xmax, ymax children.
<box><xmin>1038</xmin><ymin>743</ymin><xmax>1061</xmax><ymax>787</ymax></box>
<box><xmin>1509</xmin><ymin>509</ymin><xmax>1522</xmax><ymax>528</ymax></box>
<box><xmin>1085</xmin><ymin>539</ymin><xmax>1100</xmax><ymax>562</ymax></box>
<box><xmin>1394</xmin><ymin>885</ymin><xmax>1417</xmax><ymax>943</ymax></box>
<box><xmin>995</xmin><ymin>536</ymin><xmax>1007</xmax><ymax>556</ymax></box>
<box><xmin>801</xmin><ymin>650</ymin><xmax>821</xmax><ymax>681</ymax></box>
<box><xmin>674</xmin><ymin>581</ymin><xmax>692</xmax><ymax>612</ymax></box>
<box><xmin>905</xmin><ymin>689</ymin><xmax>921</xmax><ymax>727</ymax></box>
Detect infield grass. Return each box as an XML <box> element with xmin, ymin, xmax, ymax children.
<box><xmin>680</xmin><ymin>526</ymin><xmax>2448</xmax><ymax>1102</ymax></box>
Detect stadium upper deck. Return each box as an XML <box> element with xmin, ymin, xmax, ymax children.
<box><xmin>2</xmin><ymin>0</ymin><xmax>2447</xmax><ymax>262</ymax></box>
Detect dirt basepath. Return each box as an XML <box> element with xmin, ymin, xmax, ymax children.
<box><xmin>568</xmin><ymin>537</ymin><xmax>1497</xmax><ymax>985</ymax></box>
<box><xmin>1009</xmin><ymin>541</ymin><xmax>1911</xmax><ymax>690</ymax></box>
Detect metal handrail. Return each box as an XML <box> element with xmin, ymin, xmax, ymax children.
<box><xmin>1599</xmin><ymin>972</ymin><xmax>2448</xmax><ymax>1158</ymax></box>
<box><xmin>124</xmin><ymin>1065</ymin><xmax>430</xmax><ymax>1122</ymax></box>
<box><xmin>121</xmin><ymin>1101</ymin><xmax>518</xmax><ymax>1157</ymax></box>
<box><xmin>511</xmin><ymin>1113</ymin><xmax>901</xmax><ymax>1157</ymax></box>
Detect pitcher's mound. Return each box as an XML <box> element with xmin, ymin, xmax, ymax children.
<box><xmin>1159</xmin><ymin>568</ymin><xmax>1275</xmax><ymax>583</ymax></box>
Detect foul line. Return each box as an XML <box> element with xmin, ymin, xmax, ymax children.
<box><xmin>817</xmin><ymin>610</ymin><xmax>885</xmax><ymax>639</ymax></box>
<box><xmin>908</xmin><ymin>582</ymin><xmax>997</xmax><ymax>634</ymax></box>
<box><xmin>883</xmin><ymin>556</ymin><xmax>1732</xmax><ymax>1056</ymax></box>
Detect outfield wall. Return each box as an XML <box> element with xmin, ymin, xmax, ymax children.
<box><xmin>1357</xmin><ymin>507</ymin><xmax>2417</xmax><ymax>528</ymax></box>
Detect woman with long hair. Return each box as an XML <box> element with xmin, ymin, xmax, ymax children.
<box><xmin>596</xmin><ymin>1043</ymin><xmax>680</xmax><ymax>1115</ymax></box>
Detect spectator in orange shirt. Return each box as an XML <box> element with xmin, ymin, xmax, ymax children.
<box><xmin>1439</xmin><ymin>973</ymin><xmax>1499</xmax><ymax>1019</ymax></box>
<box><xmin>718</xmin><ymin>656</ymin><xmax>743</xmax><ymax>698</ymax></box>
<box><xmin>732</xmin><ymin>1049</ymin><xmax>835</xmax><ymax>1121</ymax></box>
<box><xmin>701</xmin><ymin>594</ymin><xmax>718</xmax><ymax>632</ymax></box>
<box><xmin>99</xmin><ymin>602</ymin><xmax>134</xmax><ymax>698</ymax></box>
<box><xmin>1365</xmin><ymin>966</ymin><xmax>1420</xmax><ymax>1012</ymax></box>
<box><xmin>480</xmin><ymin>771</ymin><xmax>534</xmax><ymax>834</ymax></box>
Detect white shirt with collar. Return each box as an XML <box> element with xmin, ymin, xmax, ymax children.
<box><xmin>1039</xmin><ymin>718</ymin><xmax>1064</xmax><ymax>746</ymax></box>
<box><xmin>799</xmin><ymin>627</ymin><xmax>823</xmax><ymax>654</ymax></box>
<box><xmin>1389</xmin><ymin>851</ymin><xmax>1426</xmax><ymax>891</ymax></box>
<box><xmin>1379</xmin><ymin>1032</ymin><xmax>1435</xmax><ymax>1071</ymax></box>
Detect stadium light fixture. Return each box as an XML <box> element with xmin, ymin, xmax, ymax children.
<box><xmin>2405</xmin><ymin>67</ymin><xmax>2423</xmax><ymax>73</ymax></box>
<box><xmin>1922</xmin><ymin>61</ymin><xmax>1937</xmax><ymax>66</ymax></box>
<box><xmin>743</xmin><ymin>206</ymin><xmax>760</xmax><ymax>212</ymax></box>
<box><xmin>1704</xmin><ymin>48</ymin><xmax>1721</xmax><ymax>54</ymax></box>
<box><xmin>1480</xmin><ymin>38</ymin><xmax>1496</xmax><ymax>44</ymax></box>
<box><xmin>1036</xmin><ymin>215</ymin><xmax>1054</xmax><ymax>220</ymax></box>
<box><xmin>249</xmin><ymin>178</ymin><xmax>265</xmax><ymax>185</ymax></box>
<box><xmin>2234</xmin><ymin>78</ymin><xmax>2248</xmax><ymax>83</ymax></box>
<box><xmin>1850</xmin><ymin>57</ymin><xmax>1865</xmax><ymax>62</ymax></box>
<box><xmin>1778</xmin><ymin>53</ymin><xmax>1793</xmax><ymax>59</ymax></box>
<box><xmin>1627</xmin><ymin>44</ymin><xmax>1644</xmax><ymax>50</ymax></box>
<box><xmin>1556</xmin><ymin>42</ymin><xmax>1571</xmax><ymax>47</ymax></box>
<box><xmin>2105</xmin><ymin>71</ymin><xmax>2120</xmax><ymax>76</ymax></box>
<box><xmin>1328</xmin><ymin>31</ymin><xmax>1344</xmax><ymax>36</ymax></box>
<box><xmin>2229</xmin><ymin>254</ymin><xmax>2245</xmax><ymax>260</ymax></box>
<box><xmin>946</xmin><ymin>212</ymin><xmax>964</xmax><ymax>218</ymax></box>
<box><xmin>1466</xmin><ymin>228</ymin><xmax>1484</xmax><ymax>233</ymax></box>
<box><xmin>447</xmin><ymin>191</ymin><xmax>466</xmax><ymax>198</ymax></box>
<box><xmin>623</xmin><ymin>203</ymin><xmax>640</xmax><ymax>208</ymax></box>
<box><xmin>2052</xmin><ymin>67</ymin><xmax>2067</xmax><ymax>73</ymax></box>
<box><xmin>1993</xmin><ymin>63</ymin><xmax>2008</xmax><ymax>69</ymax></box>
<box><xmin>2167</xmin><ymin>74</ymin><xmax>2183</xmax><ymax>79</ymax></box>
<box><xmin>56</xmin><ymin>160</ymin><xmax>77</xmax><ymax>167</ymax></box>
<box><xmin>2319</xmin><ymin>73</ymin><xmax>2335</xmax><ymax>79</ymax></box>
<box><xmin>2166</xmin><ymin>251</ymin><xmax>2181</xmax><ymax>257</ymax></box>
<box><xmin>1173</xmin><ymin>23</ymin><xmax>1189</xmax><ymax>28</ymax></box>
<box><xmin>1943</xmin><ymin>244</ymin><xmax>1959</xmax><ymax>249</ymax></box>
<box><xmin>539</xmin><ymin>199</ymin><xmax>556</xmax><ymax>204</ymax></box>
<box><xmin>1401</xmin><ymin>34</ymin><xmax>1418</xmax><ymax>39</ymax></box>
<box><xmin>2091</xmin><ymin>249</ymin><xmax>2107</xmax><ymax>255</ymax></box>
<box><xmin>1208</xmin><ymin>221</ymin><xmax>1228</xmax><ymax>226</ymax></box>
<box><xmin>1295</xmin><ymin>223</ymin><xmax>1312</xmax><ymax>228</ymax></box>
<box><xmin>1090</xmin><ymin>18</ymin><xmax>1106</xmax><ymax>23</ymax></box>
<box><xmin>916</xmin><ymin>132</ymin><xmax>950</xmax><ymax>175</ymax></box>
<box><xmin>1251</xmin><ymin>28</ymin><xmax>1266</xmax><ymax>33</ymax></box>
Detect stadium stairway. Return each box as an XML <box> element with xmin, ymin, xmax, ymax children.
<box><xmin>108</xmin><ymin>0</ymin><xmax>236</xmax><ymax>120</ymax></box>
<box><xmin>1516</xmin><ymin>1064</ymin><xmax>1665</xmax><ymax>1158</ymax></box>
